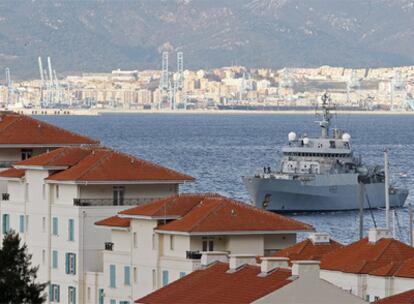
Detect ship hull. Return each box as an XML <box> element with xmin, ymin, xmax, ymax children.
<box><xmin>242</xmin><ymin>176</ymin><xmax>408</xmax><ymax>212</ymax></box>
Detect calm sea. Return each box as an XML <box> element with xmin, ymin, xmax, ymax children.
<box><xmin>40</xmin><ymin>113</ymin><xmax>414</xmax><ymax>244</ymax></box>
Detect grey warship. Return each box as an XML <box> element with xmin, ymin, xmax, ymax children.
<box><xmin>242</xmin><ymin>93</ymin><xmax>409</xmax><ymax>212</ymax></box>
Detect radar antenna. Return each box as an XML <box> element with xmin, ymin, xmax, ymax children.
<box><xmin>317</xmin><ymin>92</ymin><xmax>335</xmax><ymax>138</ymax></box>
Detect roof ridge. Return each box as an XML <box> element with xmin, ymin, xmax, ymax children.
<box><xmin>74</xmin><ymin>149</ymin><xmax>112</xmax><ymax>180</ymax></box>
<box><xmin>184</xmin><ymin>198</ymin><xmax>225</xmax><ymax>232</ymax></box>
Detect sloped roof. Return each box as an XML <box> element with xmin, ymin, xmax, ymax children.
<box><xmin>95</xmin><ymin>215</ymin><xmax>130</xmax><ymax>228</ymax></box>
<box><xmin>273</xmin><ymin>238</ymin><xmax>343</xmax><ymax>263</ymax></box>
<box><xmin>15</xmin><ymin>147</ymin><xmax>194</xmax><ymax>183</ymax></box>
<box><xmin>0</xmin><ymin>112</ymin><xmax>98</xmax><ymax>146</ymax></box>
<box><xmin>370</xmin><ymin>257</ymin><xmax>414</xmax><ymax>278</ymax></box>
<box><xmin>373</xmin><ymin>289</ymin><xmax>414</xmax><ymax>304</ymax></box>
<box><xmin>136</xmin><ymin>262</ymin><xmax>293</xmax><ymax>304</ymax></box>
<box><xmin>0</xmin><ymin>168</ymin><xmax>25</xmax><ymax>179</ymax></box>
<box><xmin>117</xmin><ymin>194</ymin><xmax>313</xmax><ymax>234</ymax></box>
<box><xmin>320</xmin><ymin>238</ymin><xmax>414</xmax><ymax>274</ymax></box>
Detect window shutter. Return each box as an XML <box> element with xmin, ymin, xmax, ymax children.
<box><xmin>65</xmin><ymin>253</ymin><xmax>70</xmax><ymax>274</ymax></box>
<box><xmin>73</xmin><ymin>254</ymin><xmax>76</xmax><ymax>274</ymax></box>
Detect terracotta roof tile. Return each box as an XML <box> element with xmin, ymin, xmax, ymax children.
<box><xmin>273</xmin><ymin>238</ymin><xmax>343</xmax><ymax>263</ymax></box>
<box><xmin>155</xmin><ymin>196</ymin><xmax>313</xmax><ymax>233</ymax></box>
<box><xmin>0</xmin><ymin>112</ymin><xmax>98</xmax><ymax>145</ymax></box>
<box><xmin>320</xmin><ymin>238</ymin><xmax>414</xmax><ymax>274</ymax></box>
<box><xmin>119</xmin><ymin>193</ymin><xmax>218</xmax><ymax>217</ymax></box>
<box><xmin>370</xmin><ymin>257</ymin><xmax>414</xmax><ymax>278</ymax></box>
<box><xmin>15</xmin><ymin>147</ymin><xmax>194</xmax><ymax>182</ymax></box>
<box><xmin>373</xmin><ymin>289</ymin><xmax>414</xmax><ymax>304</ymax></box>
<box><xmin>136</xmin><ymin>262</ymin><xmax>293</xmax><ymax>304</ymax></box>
<box><xmin>0</xmin><ymin>168</ymin><xmax>25</xmax><ymax>178</ymax></box>
<box><xmin>95</xmin><ymin>215</ymin><xmax>130</xmax><ymax>228</ymax></box>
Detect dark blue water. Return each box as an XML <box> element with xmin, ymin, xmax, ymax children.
<box><xmin>39</xmin><ymin>113</ymin><xmax>414</xmax><ymax>244</ymax></box>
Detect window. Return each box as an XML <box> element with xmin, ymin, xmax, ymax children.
<box><xmin>162</xmin><ymin>270</ymin><xmax>169</xmax><ymax>286</ymax></box>
<box><xmin>68</xmin><ymin>219</ymin><xmax>75</xmax><ymax>241</ymax></box>
<box><xmin>365</xmin><ymin>295</ymin><xmax>370</xmax><ymax>302</ymax></box>
<box><xmin>42</xmin><ymin>217</ymin><xmax>46</xmax><ymax>232</ymax></box>
<box><xmin>19</xmin><ymin>215</ymin><xmax>25</xmax><ymax>233</ymax></box>
<box><xmin>120</xmin><ymin>302</ymin><xmax>130</xmax><ymax>304</ymax></box>
<box><xmin>170</xmin><ymin>235</ymin><xmax>174</xmax><ymax>250</ymax></box>
<box><xmin>179</xmin><ymin>272</ymin><xmax>186</xmax><ymax>278</ymax></box>
<box><xmin>87</xmin><ymin>287</ymin><xmax>91</xmax><ymax>301</ymax></box>
<box><xmin>42</xmin><ymin>249</ymin><xmax>46</xmax><ymax>265</ymax></box>
<box><xmin>50</xmin><ymin>284</ymin><xmax>60</xmax><ymax>302</ymax></box>
<box><xmin>124</xmin><ymin>266</ymin><xmax>131</xmax><ymax>285</ymax></box>
<box><xmin>42</xmin><ymin>184</ymin><xmax>46</xmax><ymax>199</ymax></box>
<box><xmin>68</xmin><ymin>286</ymin><xmax>76</xmax><ymax>304</ymax></box>
<box><xmin>375</xmin><ymin>296</ymin><xmax>380</xmax><ymax>301</ymax></box>
<box><xmin>109</xmin><ymin>264</ymin><xmax>116</xmax><ymax>288</ymax></box>
<box><xmin>52</xmin><ymin>250</ymin><xmax>58</xmax><ymax>269</ymax></box>
<box><xmin>113</xmin><ymin>186</ymin><xmax>125</xmax><ymax>205</ymax></box>
<box><xmin>110</xmin><ymin>300</ymin><xmax>116</xmax><ymax>304</ymax></box>
<box><xmin>52</xmin><ymin>217</ymin><xmax>59</xmax><ymax>236</ymax></box>
<box><xmin>152</xmin><ymin>269</ymin><xmax>156</xmax><ymax>289</ymax></box>
<box><xmin>133</xmin><ymin>267</ymin><xmax>137</xmax><ymax>283</ymax></box>
<box><xmin>56</xmin><ymin>185</ymin><xmax>59</xmax><ymax>199</ymax></box>
<box><xmin>65</xmin><ymin>253</ymin><xmax>76</xmax><ymax>275</ymax></box>
<box><xmin>98</xmin><ymin>289</ymin><xmax>104</xmax><ymax>304</ymax></box>
<box><xmin>133</xmin><ymin>232</ymin><xmax>137</xmax><ymax>248</ymax></box>
<box><xmin>202</xmin><ymin>237</ymin><xmax>214</xmax><ymax>251</ymax></box>
<box><xmin>2</xmin><ymin>214</ymin><xmax>10</xmax><ymax>234</ymax></box>
<box><xmin>21</xmin><ymin>148</ymin><xmax>33</xmax><ymax>160</ymax></box>
<box><xmin>152</xmin><ymin>233</ymin><xmax>156</xmax><ymax>250</ymax></box>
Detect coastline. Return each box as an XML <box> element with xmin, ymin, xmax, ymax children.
<box><xmin>11</xmin><ymin>107</ymin><xmax>414</xmax><ymax>116</ymax></box>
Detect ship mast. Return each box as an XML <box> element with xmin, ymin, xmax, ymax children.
<box><xmin>318</xmin><ymin>92</ymin><xmax>333</xmax><ymax>138</ymax></box>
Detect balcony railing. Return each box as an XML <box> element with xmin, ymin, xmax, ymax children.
<box><xmin>2</xmin><ymin>193</ymin><xmax>10</xmax><ymax>201</ymax></box>
<box><xmin>186</xmin><ymin>251</ymin><xmax>202</xmax><ymax>260</ymax></box>
<box><xmin>0</xmin><ymin>161</ymin><xmax>14</xmax><ymax>169</ymax></box>
<box><xmin>73</xmin><ymin>197</ymin><xmax>160</xmax><ymax>207</ymax></box>
<box><xmin>105</xmin><ymin>242</ymin><xmax>114</xmax><ymax>251</ymax></box>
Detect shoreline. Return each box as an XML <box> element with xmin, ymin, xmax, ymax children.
<box><xmin>11</xmin><ymin>107</ymin><xmax>414</xmax><ymax>116</ymax></box>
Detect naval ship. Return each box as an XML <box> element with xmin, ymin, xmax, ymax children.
<box><xmin>242</xmin><ymin>93</ymin><xmax>409</xmax><ymax>212</ymax></box>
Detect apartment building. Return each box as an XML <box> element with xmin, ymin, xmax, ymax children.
<box><xmin>0</xmin><ymin>111</ymin><xmax>98</xmax><ymax>168</ymax></box>
<box><xmin>0</xmin><ymin>146</ymin><xmax>193</xmax><ymax>304</ymax></box>
<box><xmin>320</xmin><ymin>228</ymin><xmax>414</xmax><ymax>302</ymax></box>
<box><xmin>136</xmin><ymin>253</ymin><xmax>365</xmax><ymax>304</ymax></box>
<box><xmin>91</xmin><ymin>193</ymin><xmax>313</xmax><ymax>304</ymax></box>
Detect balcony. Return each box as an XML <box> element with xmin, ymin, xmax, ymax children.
<box><xmin>186</xmin><ymin>251</ymin><xmax>202</xmax><ymax>260</ymax></box>
<box><xmin>2</xmin><ymin>193</ymin><xmax>10</xmax><ymax>201</ymax></box>
<box><xmin>105</xmin><ymin>242</ymin><xmax>114</xmax><ymax>251</ymax></box>
<box><xmin>73</xmin><ymin>197</ymin><xmax>160</xmax><ymax>207</ymax></box>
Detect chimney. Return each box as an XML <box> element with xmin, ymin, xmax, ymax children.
<box><xmin>368</xmin><ymin>227</ymin><xmax>391</xmax><ymax>243</ymax></box>
<box><xmin>228</xmin><ymin>254</ymin><xmax>257</xmax><ymax>272</ymax></box>
<box><xmin>259</xmin><ymin>257</ymin><xmax>289</xmax><ymax>276</ymax></box>
<box><xmin>308</xmin><ymin>232</ymin><xmax>330</xmax><ymax>244</ymax></box>
<box><xmin>292</xmin><ymin>260</ymin><xmax>320</xmax><ymax>279</ymax></box>
<box><xmin>201</xmin><ymin>251</ymin><xmax>229</xmax><ymax>267</ymax></box>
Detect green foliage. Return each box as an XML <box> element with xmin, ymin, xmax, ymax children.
<box><xmin>0</xmin><ymin>230</ymin><xmax>47</xmax><ymax>304</ymax></box>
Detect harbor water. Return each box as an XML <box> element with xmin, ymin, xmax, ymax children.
<box><xmin>40</xmin><ymin>113</ymin><xmax>414</xmax><ymax>244</ymax></box>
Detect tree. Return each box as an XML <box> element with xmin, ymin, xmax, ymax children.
<box><xmin>0</xmin><ymin>230</ymin><xmax>47</xmax><ymax>303</ymax></box>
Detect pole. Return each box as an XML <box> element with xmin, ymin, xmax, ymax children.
<box><xmin>392</xmin><ymin>209</ymin><xmax>396</xmax><ymax>239</ymax></box>
<box><xmin>384</xmin><ymin>149</ymin><xmax>390</xmax><ymax>230</ymax></box>
<box><xmin>359</xmin><ymin>182</ymin><xmax>364</xmax><ymax>240</ymax></box>
<box><xmin>409</xmin><ymin>204</ymin><xmax>413</xmax><ymax>246</ymax></box>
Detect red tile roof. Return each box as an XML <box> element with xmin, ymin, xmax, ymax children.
<box><xmin>0</xmin><ymin>112</ymin><xmax>98</xmax><ymax>146</ymax></box>
<box><xmin>370</xmin><ymin>257</ymin><xmax>414</xmax><ymax>278</ymax></box>
<box><xmin>0</xmin><ymin>168</ymin><xmax>25</xmax><ymax>178</ymax></box>
<box><xmin>273</xmin><ymin>238</ymin><xmax>343</xmax><ymax>263</ymax></box>
<box><xmin>95</xmin><ymin>216</ymin><xmax>130</xmax><ymax>228</ymax></box>
<box><xmin>118</xmin><ymin>194</ymin><xmax>313</xmax><ymax>234</ymax></box>
<box><xmin>373</xmin><ymin>289</ymin><xmax>414</xmax><ymax>304</ymax></box>
<box><xmin>136</xmin><ymin>262</ymin><xmax>293</xmax><ymax>304</ymax></box>
<box><xmin>119</xmin><ymin>193</ymin><xmax>220</xmax><ymax>217</ymax></box>
<box><xmin>15</xmin><ymin>147</ymin><xmax>194</xmax><ymax>182</ymax></box>
<box><xmin>320</xmin><ymin>238</ymin><xmax>414</xmax><ymax>274</ymax></box>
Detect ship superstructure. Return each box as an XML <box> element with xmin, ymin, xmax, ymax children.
<box><xmin>243</xmin><ymin>93</ymin><xmax>408</xmax><ymax>212</ymax></box>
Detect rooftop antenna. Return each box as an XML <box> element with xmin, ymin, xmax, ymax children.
<box><xmin>318</xmin><ymin>92</ymin><xmax>333</xmax><ymax>138</ymax></box>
